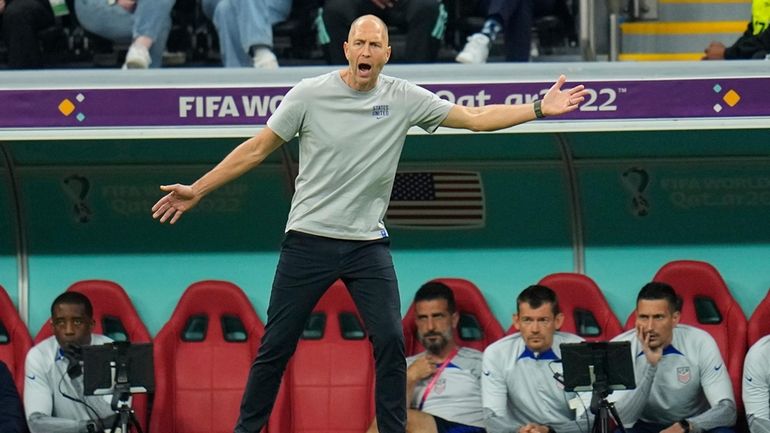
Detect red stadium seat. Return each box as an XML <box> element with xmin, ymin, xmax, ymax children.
<box><xmin>0</xmin><ymin>284</ymin><xmax>32</xmax><ymax>394</ymax></box>
<box><xmin>748</xmin><ymin>288</ymin><xmax>770</xmax><ymax>347</ymax></box>
<box><xmin>624</xmin><ymin>260</ymin><xmax>747</xmax><ymax>408</ymax></box>
<box><xmin>150</xmin><ymin>280</ymin><xmax>265</xmax><ymax>433</ymax></box>
<box><xmin>528</xmin><ymin>273</ymin><xmax>623</xmax><ymax>341</ymax></box>
<box><xmin>33</xmin><ymin>280</ymin><xmax>152</xmax><ymax>432</ymax></box>
<box><xmin>268</xmin><ymin>281</ymin><xmax>375</xmax><ymax>433</ymax></box>
<box><xmin>402</xmin><ymin>278</ymin><xmax>504</xmax><ymax>356</ymax></box>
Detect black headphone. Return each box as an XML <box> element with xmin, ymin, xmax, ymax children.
<box><xmin>61</xmin><ymin>345</ymin><xmax>83</xmax><ymax>379</ymax></box>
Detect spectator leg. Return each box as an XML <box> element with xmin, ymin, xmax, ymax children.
<box><xmin>131</xmin><ymin>0</ymin><xmax>174</xmax><ymax>67</ymax></box>
<box><xmin>2</xmin><ymin>0</ymin><xmax>55</xmax><ymax>68</ymax></box>
<box><xmin>73</xmin><ymin>0</ymin><xmax>133</xmax><ymax>44</ymax></box>
<box><xmin>396</xmin><ymin>0</ymin><xmax>444</xmax><ymax>62</ymax></box>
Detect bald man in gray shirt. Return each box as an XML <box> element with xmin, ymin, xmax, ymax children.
<box><xmin>152</xmin><ymin>15</ymin><xmax>588</xmax><ymax>433</ymax></box>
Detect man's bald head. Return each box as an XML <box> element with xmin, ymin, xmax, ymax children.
<box><xmin>348</xmin><ymin>14</ymin><xmax>389</xmax><ymax>46</ymax></box>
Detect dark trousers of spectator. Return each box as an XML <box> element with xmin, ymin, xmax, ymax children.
<box><xmin>624</xmin><ymin>420</ymin><xmax>735</xmax><ymax>433</ymax></box>
<box><xmin>483</xmin><ymin>0</ymin><xmax>556</xmax><ymax>61</ymax></box>
<box><xmin>322</xmin><ymin>0</ymin><xmax>442</xmax><ymax>64</ymax></box>
<box><xmin>234</xmin><ymin>230</ymin><xmax>406</xmax><ymax>433</ymax></box>
<box><xmin>1</xmin><ymin>0</ymin><xmax>55</xmax><ymax>68</ymax></box>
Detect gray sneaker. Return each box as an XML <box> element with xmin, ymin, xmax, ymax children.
<box><xmin>456</xmin><ymin>33</ymin><xmax>490</xmax><ymax>64</ymax></box>
<box><xmin>252</xmin><ymin>47</ymin><xmax>279</xmax><ymax>69</ymax></box>
<box><xmin>122</xmin><ymin>44</ymin><xmax>151</xmax><ymax>69</ymax></box>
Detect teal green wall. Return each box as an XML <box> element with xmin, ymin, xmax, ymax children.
<box><xmin>3</xmin><ymin>129</ymin><xmax>770</xmax><ymax>336</ymax></box>
<box><xmin>0</xmin><ymin>162</ymin><xmax>17</xmax><ymax>305</ymax></box>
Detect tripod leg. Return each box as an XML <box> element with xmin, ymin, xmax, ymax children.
<box><xmin>608</xmin><ymin>402</ymin><xmax>627</xmax><ymax>433</ymax></box>
<box><xmin>592</xmin><ymin>405</ymin><xmax>611</xmax><ymax>433</ymax></box>
<box><xmin>129</xmin><ymin>407</ymin><xmax>144</xmax><ymax>433</ymax></box>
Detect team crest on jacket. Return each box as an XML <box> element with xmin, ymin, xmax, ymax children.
<box><xmin>434</xmin><ymin>377</ymin><xmax>447</xmax><ymax>394</ymax></box>
<box><xmin>677</xmin><ymin>367</ymin><xmax>691</xmax><ymax>383</ymax></box>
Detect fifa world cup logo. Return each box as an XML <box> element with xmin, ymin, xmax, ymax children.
<box><xmin>62</xmin><ymin>175</ymin><xmax>92</xmax><ymax>223</ymax></box>
<box><xmin>621</xmin><ymin>167</ymin><xmax>650</xmax><ymax>217</ymax></box>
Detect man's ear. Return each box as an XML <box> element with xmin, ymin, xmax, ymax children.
<box><xmin>672</xmin><ymin>310</ymin><xmax>681</xmax><ymax>325</ymax></box>
<box><xmin>451</xmin><ymin>311</ymin><xmax>459</xmax><ymax>329</ymax></box>
<box><xmin>512</xmin><ymin>314</ymin><xmax>521</xmax><ymax>331</ymax></box>
<box><xmin>554</xmin><ymin>313</ymin><xmax>565</xmax><ymax>330</ymax></box>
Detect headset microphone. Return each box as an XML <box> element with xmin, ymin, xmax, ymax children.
<box><xmin>62</xmin><ymin>344</ymin><xmax>83</xmax><ymax>379</ymax></box>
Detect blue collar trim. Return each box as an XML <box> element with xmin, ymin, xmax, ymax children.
<box><xmin>636</xmin><ymin>345</ymin><xmax>683</xmax><ymax>357</ymax></box>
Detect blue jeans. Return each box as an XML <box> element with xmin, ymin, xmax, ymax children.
<box><xmin>201</xmin><ymin>0</ymin><xmax>292</xmax><ymax>67</ymax></box>
<box><xmin>74</xmin><ymin>0</ymin><xmax>174</xmax><ymax>67</ymax></box>
<box><xmin>234</xmin><ymin>231</ymin><xmax>406</xmax><ymax>433</ymax></box>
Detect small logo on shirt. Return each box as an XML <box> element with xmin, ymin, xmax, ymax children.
<box><xmin>746</xmin><ymin>376</ymin><xmax>753</xmax><ymax>383</ymax></box>
<box><xmin>677</xmin><ymin>366</ymin><xmax>691</xmax><ymax>384</ymax></box>
<box><xmin>482</xmin><ymin>370</ymin><xmax>491</xmax><ymax>376</ymax></box>
<box><xmin>26</xmin><ymin>374</ymin><xmax>36</xmax><ymax>381</ymax></box>
<box><xmin>434</xmin><ymin>377</ymin><xmax>447</xmax><ymax>395</ymax></box>
<box><xmin>714</xmin><ymin>363</ymin><xmax>723</xmax><ymax>371</ymax></box>
<box><xmin>372</xmin><ymin>105</ymin><xmax>390</xmax><ymax>119</ymax></box>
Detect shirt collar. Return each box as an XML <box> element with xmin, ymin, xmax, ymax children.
<box><xmin>518</xmin><ymin>347</ymin><xmax>559</xmax><ymax>361</ymax></box>
<box><xmin>636</xmin><ymin>345</ymin><xmax>683</xmax><ymax>357</ymax></box>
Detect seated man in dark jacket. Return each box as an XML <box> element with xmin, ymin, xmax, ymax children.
<box><xmin>703</xmin><ymin>0</ymin><xmax>769</xmax><ymax>60</ymax></box>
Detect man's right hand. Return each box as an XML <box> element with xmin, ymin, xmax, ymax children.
<box><xmin>407</xmin><ymin>355</ymin><xmax>436</xmax><ymax>383</ymax></box>
<box><xmin>116</xmin><ymin>0</ymin><xmax>136</xmax><ymax>13</ymax></box>
<box><xmin>0</xmin><ymin>0</ymin><xmax>6</xmax><ymax>14</ymax></box>
<box><xmin>151</xmin><ymin>184</ymin><xmax>200</xmax><ymax>224</ymax></box>
<box><xmin>636</xmin><ymin>325</ymin><xmax>662</xmax><ymax>366</ymax></box>
<box><xmin>702</xmin><ymin>41</ymin><xmax>726</xmax><ymax>60</ymax></box>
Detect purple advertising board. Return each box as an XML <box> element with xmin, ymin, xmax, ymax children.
<box><xmin>0</xmin><ymin>78</ymin><xmax>768</xmax><ymax>128</ymax></box>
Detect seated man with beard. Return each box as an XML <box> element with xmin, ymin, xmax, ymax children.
<box><xmin>366</xmin><ymin>281</ymin><xmax>486</xmax><ymax>433</ymax></box>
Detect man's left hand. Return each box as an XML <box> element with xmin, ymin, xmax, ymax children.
<box><xmin>519</xmin><ymin>423</ymin><xmax>550</xmax><ymax>433</ymax></box>
<box><xmin>660</xmin><ymin>421</ymin><xmax>688</xmax><ymax>433</ymax></box>
<box><xmin>541</xmin><ymin>75</ymin><xmax>588</xmax><ymax>117</ymax></box>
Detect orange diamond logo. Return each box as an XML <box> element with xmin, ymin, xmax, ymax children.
<box><xmin>58</xmin><ymin>99</ymin><xmax>75</xmax><ymax>116</ymax></box>
<box><xmin>723</xmin><ymin>90</ymin><xmax>741</xmax><ymax>107</ymax></box>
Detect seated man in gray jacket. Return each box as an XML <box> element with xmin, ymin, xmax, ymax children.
<box><xmin>611</xmin><ymin>282</ymin><xmax>736</xmax><ymax>433</ymax></box>
<box><xmin>24</xmin><ymin>291</ymin><xmax>115</xmax><ymax>433</ymax></box>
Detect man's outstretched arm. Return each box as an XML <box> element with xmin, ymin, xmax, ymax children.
<box><xmin>440</xmin><ymin>75</ymin><xmax>587</xmax><ymax>132</ymax></box>
<box><xmin>151</xmin><ymin>127</ymin><xmax>285</xmax><ymax>224</ymax></box>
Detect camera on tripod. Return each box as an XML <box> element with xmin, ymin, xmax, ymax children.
<box><xmin>82</xmin><ymin>342</ymin><xmax>154</xmax><ymax>433</ymax></box>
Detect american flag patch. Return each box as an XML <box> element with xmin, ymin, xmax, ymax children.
<box><xmin>386</xmin><ymin>171</ymin><xmax>485</xmax><ymax>229</ymax></box>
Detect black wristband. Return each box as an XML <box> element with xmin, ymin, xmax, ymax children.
<box><xmin>534</xmin><ymin>100</ymin><xmax>545</xmax><ymax>119</ymax></box>
<box><xmin>546</xmin><ymin>426</ymin><xmax>556</xmax><ymax>433</ymax></box>
<box><xmin>678</xmin><ymin>419</ymin><xmax>690</xmax><ymax>433</ymax></box>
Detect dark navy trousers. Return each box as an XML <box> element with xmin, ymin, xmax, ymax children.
<box><xmin>234</xmin><ymin>230</ymin><xmax>406</xmax><ymax>433</ymax></box>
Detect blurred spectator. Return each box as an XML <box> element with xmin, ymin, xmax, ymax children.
<box><xmin>702</xmin><ymin>0</ymin><xmax>769</xmax><ymax>60</ymax></box>
<box><xmin>201</xmin><ymin>0</ymin><xmax>292</xmax><ymax>68</ymax></box>
<box><xmin>321</xmin><ymin>0</ymin><xmax>447</xmax><ymax>64</ymax></box>
<box><xmin>73</xmin><ymin>0</ymin><xmax>175</xmax><ymax>68</ymax></box>
<box><xmin>456</xmin><ymin>0</ymin><xmax>562</xmax><ymax>63</ymax></box>
<box><xmin>0</xmin><ymin>0</ymin><xmax>55</xmax><ymax>68</ymax></box>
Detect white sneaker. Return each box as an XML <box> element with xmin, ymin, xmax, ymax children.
<box><xmin>455</xmin><ymin>33</ymin><xmax>490</xmax><ymax>64</ymax></box>
<box><xmin>252</xmin><ymin>47</ymin><xmax>279</xmax><ymax>69</ymax></box>
<box><xmin>122</xmin><ymin>44</ymin><xmax>151</xmax><ymax>69</ymax></box>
